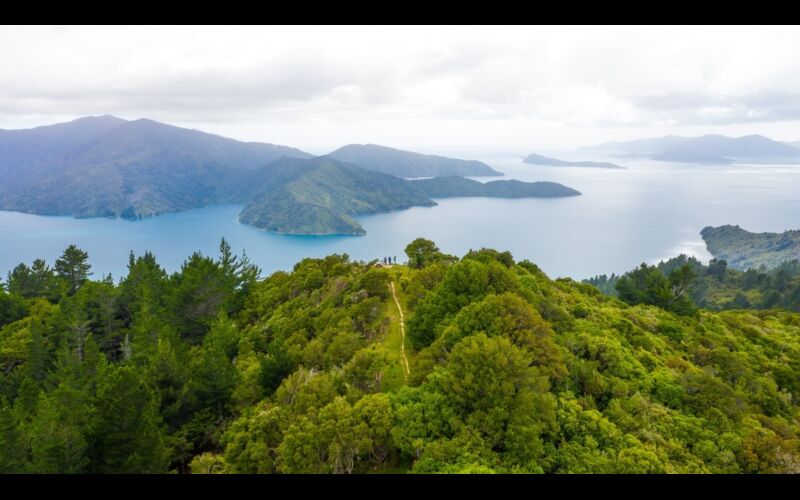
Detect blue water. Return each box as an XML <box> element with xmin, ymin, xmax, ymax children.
<box><xmin>2</xmin><ymin>153</ymin><xmax>800</xmax><ymax>281</ymax></box>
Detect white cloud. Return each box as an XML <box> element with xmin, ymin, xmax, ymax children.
<box><xmin>2</xmin><ymin>25</ymin><xmax>800</xmax><ymax>152</ymax></box>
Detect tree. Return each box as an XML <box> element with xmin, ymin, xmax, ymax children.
<box><xmin>218</xmin><ymin>238</ymin><xmax>261</xmax><ymax>314</ymax></box>
<box><xmin>616</xmin><ymin>263</ymin><xmax>697</xmax><ymax>315</ymax></box>
<box><xmin>168</xmin><ymin>252</ymin><xmax>229</xmax><ymax>343</ymax></box>
<box><xmin>6</xmin><ymin>263</ymin><xmax>34</xmax><ymax>297</ymax></box>
<box><xmin>708</xmin><ymin>259</ymin><xmax>728</xmax><ymax>279</ymax></box>
<box><xmin>353</xmin><ymin>393</ymin><xmax>395</xmax><ymax>466</ymax></box>
<box><xmin>55</xmin><ymin>245</ymin><xmax>92</xmax><ymax>295</ymax></box>
<box><xmin>222</xmin><ymin>403</ymin><xmax>285</xmax><ymax>473</ymax></box>
<box><xmin>88</xmin><ymin>365</ymin><xmax>168</xmax><ymax>473</ymax></box>
<box><xmin>343</xmin><ymin>347</ymin><xmax>388</xmax><ymax>394</ymax></box>
<box><xmin>667</xmin><ymin>264</ymin><xmax>698</xmax><ymax>315</ymax></box>
<box><xmin>277</xmin><ymin>397</ymin><xmax>371</xmax><ymax>474</ymax></box>
<box><xmin>117</xmin><ymin>251</ymin><xmax>168</xmax><ymax>325</ymax></box>
<box><xmin>0</xmin><ymin>289</ymin><xmax>28</xmax><ymax>328</ymax></box>
<box><xmin>405</xmin><ymin>238</ymin><xmax>452</xmax><ymax>269</ymax></box>
<box><xmin>0</xmin><ymin>396</ymin><xmax>27</xmax><ymax>472</ymax></box>
<box><xmin>259</xmin><ymin>344</ymin><xmax>297</xmax><ymax>396</ymax></box>
<box><xmin>406</xmin><ymin>259</ymin><xmax>519</xmax><ymax>349</ymax></box>
<box><xmin>28</xmin><ymin>384</ymin><xmax>90</xmax><ymax>473</ymax></box>
<box><xmin>437</xmin><ymin>333</ymin><xmax>554</xmax><ymax>455</ymax></box>
<box><xmin>189</xmin><ymin>452</ymin><xmax>227</xmax><ymax>474</ymax></box>
<box><xmin>358</xmin><ymin>268</ymin><xmax>391</xmax><ymax>299</ymax></box>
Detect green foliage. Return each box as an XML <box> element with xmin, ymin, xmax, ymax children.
<box><xmin>88</xmin><ymin>364</ymin><xmax>168</xmax><ymax>473</ymax></box>
<box><xmin>2</xmin><ymin>241</ymin><xmax>800</xmax><ymax>474</ymax></box>
<box><xmin>5</xmin><ymin>259</ymin><xmax>60</xmax><ymax>301</ymax></box>
<box><xmin>55</xmin><ymin>244</ymin><xmax>92</xmax><ymax>295</ymax></box>
<box><xmin>587</xmin><ymin>254</ymin><xmax>800</xmax><ymax>312</ymax></box>
<box><xmin>238</xmin><ymin>157</ymin><xmax>436</xmax><ymax>235</ymax></box>
<box><xmin>0</xmin><ymin>289</ymin><xmax>28</xmax><ymax>328</ymax></box>
<box><xmin>404</xmin><ymin>238</ymin><xmax>454</xmax><ymax>269</ymax></box>
<box><xmin>406</xmin><ymin>258</ymin><xmax>518</xmax><ymax>348</ymax></box>
<box><xmin>615</xmin><ymin>262</ymin><xmax>697</xmax><ymax>315</ymax></box>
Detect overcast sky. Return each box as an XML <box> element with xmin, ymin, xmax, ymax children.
<box><xmin>2</xmin><ymin>25</ymin><xmax>800</xmax><ymax>155</ymax></box>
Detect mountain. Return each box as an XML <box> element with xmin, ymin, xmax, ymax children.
<box><xmin>239</xmin><ymin>156</ymin><xmax>436</xmax><ymax>235</ymax></box>
<box><xmin>0</xmin><ymin>117</ymin><xmax>581</xmax><ymax>236</ymax></box>
<box><xmin>583</xmin><ymin>134</ymin><xmax>800</xmax><ymax>164</ymax></box>
<box><xmin>701</xmin><ymin>225</ymin><xmax>800</xmax><ymax>270</ymax></box>
<box><xmin>523</xmin><ymin>153</ymin><xmax>625</xmax><ymax>169</ymax></box>
<box><xmin>0</xmin><ymin>116</ymin><xmax>313</xmax><ymax>218</ymax></box>
<box><xmin>327</xmin><ymin>143</ymin><xmax>502</xmax><ymax>178</ymax></box>
<box><xmin>410</xmin><ymin>176</ymin><xmax>581</xmax><ymax>198</ymax></box>
<box><xmin>653</xmin><ymin>135</ymin><xmax>800</xmax><ymax>163</ymax></box>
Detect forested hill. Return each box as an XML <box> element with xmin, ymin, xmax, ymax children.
<box><xmin>702</xmin><ymin>225</ymin><xmax>800</xmax><ymax>271</ymax></box>
<box><xmin>2</xmin><ymin>239</ymin><xmax>800</xmax><ymax>474</ymax></box>
<box><xmin>238</xmin><ymin>157</ymin><xmax>437</xmax><ymax>235</ymax></box>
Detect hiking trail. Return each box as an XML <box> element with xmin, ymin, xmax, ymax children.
<box><xmin>390</xmin><ymin>281</ymin><xmax>410</xmax><ymax>381</ymax></box>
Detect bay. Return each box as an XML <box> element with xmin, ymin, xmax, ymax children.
<box><xmin>1</xmin><ymin>152</ymin><xmax>799</xmax><ymax>281</ymax></box>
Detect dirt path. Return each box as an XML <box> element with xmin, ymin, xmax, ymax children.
<box><xmin>390</xmin><ymin>281</ymin><xmax>410</xmax><ymax>381</ymax></box>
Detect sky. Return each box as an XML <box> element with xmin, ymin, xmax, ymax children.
<box><xmin>2</xmin><ymin>25</ymin><xmax>800</xmax><ymax>155</ymax></box>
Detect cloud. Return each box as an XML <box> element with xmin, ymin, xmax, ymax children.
<box><xmin>2</xmin><ymin>26</ymin><xmax>800</xmax><ymax>150</ymax></box>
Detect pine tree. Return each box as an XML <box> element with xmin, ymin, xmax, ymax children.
<box><xmin>55</xmin><ymin>245</ymin><xmax>92</xmax><ymax>295</ymax></box>
<box><xmin>88</xmin><ymin>365</ymin><xmax>169</xmax><ymax>473</ymax></box>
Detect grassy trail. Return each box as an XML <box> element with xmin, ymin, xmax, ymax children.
<box><xmin>390</xmin><ymin>281</ymin><xmax>410</xmax><ymax>382</ymax></box>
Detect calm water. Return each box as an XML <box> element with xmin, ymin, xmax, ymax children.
<box><xmin>2</xmin><ymin>152</ymin><xmax>799</xmax><ymax>281</ymax></box>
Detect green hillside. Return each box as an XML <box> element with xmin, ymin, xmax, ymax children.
<box><xmin>239</xmin><ymin>157</ymin><xmax>437</xmax><ymax>235</ymax></box>
<box><xmin>2</xmin><ymin>239</ymin><xmax>800</xmax><ymax>474</ymax></box>
<box><xmin>702</xmin><ymin>225</ymin><xmax>800</xmax><ymax>270</ymax></box>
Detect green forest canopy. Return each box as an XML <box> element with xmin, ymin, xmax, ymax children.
<box><xmin>2</xmin><ymin>239</ymin><xmax>800</xmax><ymax>473</ymax></box>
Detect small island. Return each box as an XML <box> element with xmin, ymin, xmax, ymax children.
<box><xmin>523</xmin><ymin>153</ymin><xmax>626</xmax><ymax>169</ymax></box>
<box><xmin>410</xmin><ymin>176</ymin><xmax>581</xmax><ymax>198</ymax></box>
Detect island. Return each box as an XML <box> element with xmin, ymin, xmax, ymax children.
<box><xmin>523</xmin><ymin>153</ymin><xmax>625</xmax><ymax>169</ymax></box>
<box><xmin>410</xmin><ymin>176</ymin><xmax>581</xmax><ymax>198</ymax></box>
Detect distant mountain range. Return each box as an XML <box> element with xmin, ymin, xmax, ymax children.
<box><xmin>701</xmin><ymin>225</ymin><xmax>800</xmax><ymax>270</ymax></box>
<box><xmin>0</xmin><ymin>116</ymin><xmax>579</xmax><ymax>235</ymax></box>
<box><xmin>582</xmin><ymin>134</ymin><xmax>800</xmax><ymax>164</ymax></box>
<box><xmin>522</xmin><ymin>153</ymin><xmax>625</xmax><ymax>169</ymax></box>
<box><xmin>327</xmin><ymin>143</ymin><xmax>502</xmax><ymax>178</ymax></box>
